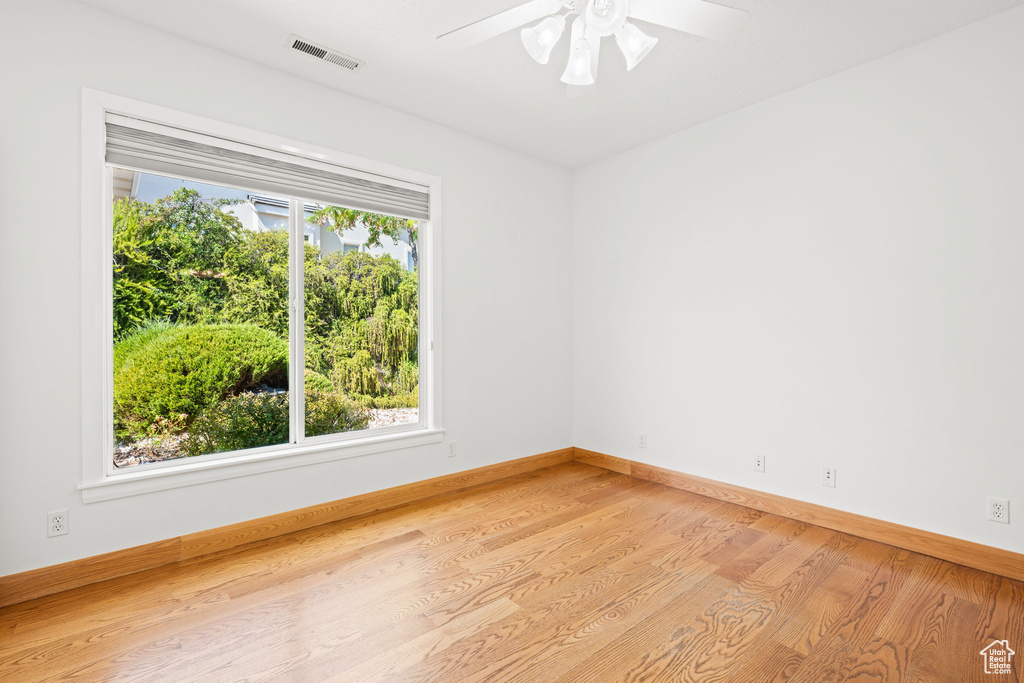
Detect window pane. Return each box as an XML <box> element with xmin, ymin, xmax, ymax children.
<box><xmin>304</xmin><ymin>205</ymin><xmax>420</xmax><ymax>437</ymax></box>
<box><xmin>112</xmin><ymin>169</ymin><xmax>291</xmax><ymax>467</ymax></box>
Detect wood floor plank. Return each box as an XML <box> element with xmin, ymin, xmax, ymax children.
<box><xmin>771</xmin><ymin>585</ymin><xmax>859</xmax><ymax>656</ymax></box>
<box><xmin>2</xmin><ymin>461</ymin><xmax>1021</xmax><ymax>683</ymax></box>
<box><xmin>554</xmin><ymin>572</ymin><xmax>740</xmax><ymax>682</ymax></box>
<box><xmin>904</xmin><ymin>596</ymin><xmax>986</xmax><ymax>683</ymax></box>
<box><xmin>610</xmin><ymin>527</ymin><xmax>853</xmax><ymax>681</ymax></box>
<box><xmin>786</xmin><ymin>546</ymin><xmax>918</xmax><ymax>682</ymax></box>
<box><xmin>975</xmin><ymin>576</ymin><xmax>1024</xmax><ymax>681</ymax></box>
<box><xmin>725</xmin><ymin>640</ymin><xmax>805</xmax><ymax>683</ymax></box>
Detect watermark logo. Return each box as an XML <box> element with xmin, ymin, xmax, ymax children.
<box><xmin>980</xmin><ymin>640</ymin><xmax>1015</xmax><ymax>675</ymax></box>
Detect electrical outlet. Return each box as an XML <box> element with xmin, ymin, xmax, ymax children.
<box><xmin>638</xmin><ymin>433</ymin><xmax>647</xmax><ymax>449</ymax></box>
<box><xmin>989</xmin><ymin>498</ymin><xmax>1010</xmax><ymax>524</ymax></box>
<box><xmin>754</xmin><ymin>455</ymin><xmax>765</xmax><ymax>473</ymax></box>
<box><xmin>47</xmin><ymin>510</ymin><xmax>69</xmax><ymax>537</ymax></box>
<box><xmin>822</xmin><ymin>467</ymin><xmax>836</xmax><ymax>488</ymax></box>
<box><xmin>448</xmin><ymin>441</ymin><xmax>457</xmax><ymax>458</ymax></box>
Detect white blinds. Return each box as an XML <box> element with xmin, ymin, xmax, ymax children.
<box><xmin>105</xmin><ymin>114</ymin><xmax>430</xmax><ymax>221</ymax></box>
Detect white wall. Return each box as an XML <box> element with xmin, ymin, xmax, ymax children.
<box><xmin>0</xmin><ymin>0</ymin><xmax>572</xmax><ymax>575</ymax></box>
<box><xmin>572</xmin><ymin>6</ymin><xmax>1024</xmax><ymax>553</ymax></box>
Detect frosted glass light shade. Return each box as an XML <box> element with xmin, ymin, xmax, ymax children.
<box><xmin>614</xmin><ymin>21</ymin><xmax>658</xmax><ymax>71</ymax></box>
<box><xmin>521</xmin><ymin>15</ymin><xmax>567</xmax><ymax>64</ymax></box>
<box><xmin>560</xmin><ymin>37</ymin><xmax>595</xmax><ymax>86</ymax></box>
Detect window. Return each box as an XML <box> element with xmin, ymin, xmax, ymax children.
<box><xmin>80</xmin><ymin>90</ymin><xmax>442</xmax><ymax>501</ymax></box>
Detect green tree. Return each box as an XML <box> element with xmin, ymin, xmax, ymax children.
<box><xmin>112</xmin><ymin>187</ymin><xmax>243</xmax><ymax>337</ymax></box>
<box><xmin>220</xmin><ymin>230</ymin><xmax>291</xmax><ymax>338</ymax></box>
<box><xmin>211</xmin><ymin>228</ymin><xmax>419</xmax><ymax>405</ymax></box>
<box><xmin>308</xmin><ymin>206</ymin><xmax>419</xmax><ymax>269</ymax></box>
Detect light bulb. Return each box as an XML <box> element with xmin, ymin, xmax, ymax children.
<box><xmin>584</xmin><ymin>0</ymin><xmax>629</xmax><ymax>37</ymax></box>
<box><xmin>614</xmin><ymin>21</ymin><xmax>657</xmax><ymax>71</ymax></box>
<box><xmin>560</xmin><ymin>37</ymin><xmax>595</xmax><ymax>86</ymax></box>
<box><xmin>521</xmin><ymin>15</ymin><xmax>567</xmax><ymax>65</ymax></box>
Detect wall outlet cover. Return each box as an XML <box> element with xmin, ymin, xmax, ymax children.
<box><xmin>822</xmin><ymin>468</ymin><xmax>836</xmax><ymax>488</ymax></box>
<box><xmin>989</xmin><ymin>498</ymin><xmax>1010</xmax><ymax>524</ymax></box>
<box><xmin>47</xmin><ymin>509</ymin><xmax>69</xmax><ymax>537</ymax></box>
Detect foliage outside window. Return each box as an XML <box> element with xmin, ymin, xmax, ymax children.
<box><xmin>111</xmin><ymin>173</ymin><xmax>420</xmax><ymax>468</ymax></box>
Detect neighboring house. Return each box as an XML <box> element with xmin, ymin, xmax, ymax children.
<box><xmin>113</xmin><ymin>169</ymin><xmax>415</xmax><ymax>270</ymax></box>
<box><xmin>232</xmin><ymin>195</ymin><xmax>415</xmax><ymax>269</ymax></box>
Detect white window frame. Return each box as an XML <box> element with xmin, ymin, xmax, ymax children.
<box><xmin>79</xmin><ymin>89</ymin><xmax>443</xmax><ymax>503</ymax></box>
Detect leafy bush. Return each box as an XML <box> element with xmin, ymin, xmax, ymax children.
<box><xmin>355</xmin><ymin>391</ymin><xmax>419</xmax><ymax>410</ymax></box>
<box><xmin>112</xmin><ymin>189</ymin><xmax>243</xmax><ymax>338</ymax></box>
<box><xmin>304</xmin><ymin>369</ymin><xmax>333</xmax><ymax>393</ymax></box>
<box><xmin>113</xmin><ymin>323</ymin><xmax>287</xmax><ymax>441</ymax></box>
<box><xmin>392</xmin><ymin>360</ymin><xmax>419</xmax><ymax>395</ymax></box>
<box><xmin>305</xmin><ymin>390</ymin><xmax>370</xmax><ymax>437</ymax></box>
<box><xmin>181</xmin><ymin>392</ymin><xmax>289</xmax><ymax>456</ymax></box>
<box><xmin>181</xmin><ymin>389</ymin><xmax>368</xmax><ymax>457</ymax></box>
<box><xmin>113</xmin><ymin>320</ymin><xmax>176</xmax><ymax>376</ymax></box>
<box><xmin>331</xmin><ymin>349</ymin><xmax>380</xmax><ymax>396</ymax></box>
<box><xmin>367</xmin><ymin>304</ymin><xmax>417</xmax><ymax>370</ymax></box>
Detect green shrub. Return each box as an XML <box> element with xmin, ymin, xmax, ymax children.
<box><xmin>305</xmin><ymin>390</ymin><xmax>370</xmax><ymax>438</ymax></box>
<box><xmin>319</xmin><ymin>320</ymin><xmax>370</xmax><ymax>368</ymax></box>
<box><xmin>328</xmin><ymin>351</ymin><xmax>418</xmax><ymax>406</ymax></box>
<box><xmin>354</xmin><ymin>391</ymin><xmax>419</xmax><ymax>410</ymax></box>
<box><xmin>331</xmin><ymin>349</ymin><xmax>380</xmax><ymax>396</ymax></box>
<box><xmin>367</xmin><ymin>304</ymin><xmax>417</xmax><ymax>370</ymax></box>
<box><xmin>181</xmin><ymin>389</ymin><xmax>368</xmax><ymax>456</ymax></box>
<box><xmin>392</xmin><ymin>360</ymin><xmax>419</xmax><ymax>395</ymax></box>
<box><xmin>181</xmin><ymin>392</ymin><xmax>289</xmax><ymax>456</ymax></box>
<box><xmin>304</xmin><ymin>369</ymin><xmax>333</xmax><ymax>393</ymax></box>
<box><xmin>113</xmin><ymin>320</ymin><xmax>176</xmax><ymax>377</ymax></box>
<box><xmin>113</xmin><ymin>323</ymin><xmax>287</xmax><ymax>441</ymax></box>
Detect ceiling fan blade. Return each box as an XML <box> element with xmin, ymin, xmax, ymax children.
<box><xmin>438</xmin><ymin>0</ymin><xmax>563</xmax><ymax>53</ymax></box>
<box><xmin>628</xmin><ymin>0</ymin><xmax>748</xmax><ymax>42</ymax></box>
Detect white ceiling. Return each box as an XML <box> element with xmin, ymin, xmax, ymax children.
<box><xmin>76</xmin><ymin>0</ymin><xmax>1024</xmax><ymax>168</ymax></box>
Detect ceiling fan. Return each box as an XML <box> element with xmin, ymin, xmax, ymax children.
<box><xmin>437</xmin><ymin>0</ymin><xmax>748</xmax><ymax>88</ymax></box>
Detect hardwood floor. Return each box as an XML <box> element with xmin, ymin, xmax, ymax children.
<box><xmin>1</xmin><ymin>462</ymin><xmax>1021</xmax><ymax>682</ymax></box>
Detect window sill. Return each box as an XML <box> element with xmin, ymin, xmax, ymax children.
<box><xmin>78</xmin><ymin>428</ymin><xmax>445</xmax><ymax>503</ymax></box>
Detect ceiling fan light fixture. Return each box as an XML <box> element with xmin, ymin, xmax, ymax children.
<box><xmin>437</xmin><ymin>0</ymin><xmax>750</xmax><ymax>91</ymax></box>
<box><xmin>614</xmin><ymin>21</ymin><xmax>658</xmax><ymax>71</ymax></box>
<box><xmin>560</xmin><ymin>36</ymin><xmax>595</xmax><ymax>86</ymax></box>
<box><xmin>521</xmin><ymin>15</ymin><xmax>567</xmax><ymax>64</ymax></box>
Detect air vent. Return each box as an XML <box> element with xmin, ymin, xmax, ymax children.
<box><xmin>286</xmin><ymin>34</ymin><xmax>364</xmax><ymax>72</ymax></box>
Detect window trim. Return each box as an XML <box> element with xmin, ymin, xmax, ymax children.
<box><xmin>79</xmin><ymin>88</ymin><xmax>443</xmax><ymax>503</ymax></box>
